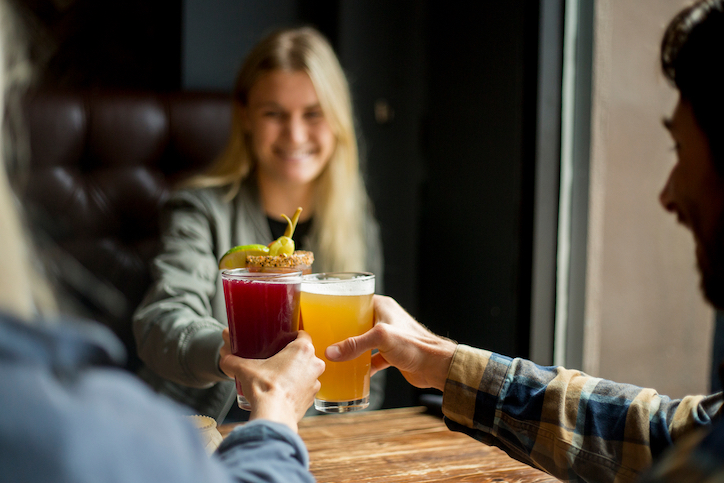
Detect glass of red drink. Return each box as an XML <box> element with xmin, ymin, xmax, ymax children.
<box><xmin>220</xmin><ymin>268</ymin><xmax>302</xmax><ymax>410</ymax></box>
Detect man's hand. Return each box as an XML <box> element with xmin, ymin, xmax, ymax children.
<box><xmin>220</xmin><ymin>330</ymin><xmax>324</xmax><ymax>433</ymax></box>
<box><xmin>325</xmin><ymin>295</ymin><xmax>457</xmax><ymax>392</ymax></box>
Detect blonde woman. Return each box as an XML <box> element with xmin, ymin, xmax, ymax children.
<box><xmin>133</xmin><ymin>27</ymin><xmax>385</xmax><ymax>422</ymax></box>
<box><xmin>1</xmin><ymin>3</ymin><xmax>323</xmax><ymax>480</ymax></box>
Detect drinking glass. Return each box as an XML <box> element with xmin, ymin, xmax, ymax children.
<box><xmin>221</xmin><ymin>268</ymin><xmax>302</xmax><ymax>410</ymax></box>
<box><xmin>301</xmin><ymin>272</ymin><xmax>375</xmax><ymax>413</ymax></box>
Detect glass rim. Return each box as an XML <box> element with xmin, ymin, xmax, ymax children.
<box><xmin>301</xmin><ymin>272</ymin><xmax>375</xmax><ymax>284</ymax></box>
<box><xmin>220</xmin><ymin>268</ymin><xmax>303</xmax><ymax>282</ymax></box>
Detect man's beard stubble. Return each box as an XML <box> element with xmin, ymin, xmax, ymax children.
<box><xmin>700</xmin><ymin>212</ymin><xmax>724</xmax><ymax>310</ymax></box>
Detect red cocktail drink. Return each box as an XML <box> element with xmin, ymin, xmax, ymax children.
<box><xmin>221</xmin><ymin>269</ymin><xmax>302</xmax><ymax>410</ymax></box>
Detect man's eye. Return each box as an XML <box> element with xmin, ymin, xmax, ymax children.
<box><xmin>263</xmin><ymin>111</ymin><xmax>282</xmax><ymax>118</ymax></box>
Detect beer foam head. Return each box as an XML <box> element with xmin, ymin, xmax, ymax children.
<box><xmin>301</xmin><ymin>272</ymin><xmax>374</xmax><ymax>295</ymax></box>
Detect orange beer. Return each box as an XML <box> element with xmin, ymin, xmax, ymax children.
<box><xmin>301</xmin><ymin>272</ymin><xmax>375</xmax><ymax>412</ymax></box>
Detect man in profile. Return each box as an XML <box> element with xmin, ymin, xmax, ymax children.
<box><xmin>326</xmin><ymin>1</ymin><xmax>724</xmax><ymax>481</ymax></box>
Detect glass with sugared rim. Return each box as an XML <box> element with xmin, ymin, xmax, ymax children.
<box><xmin>221</xmin><ymin>268</ymin><xmax>302</xmax><ymax>410</ymax></box>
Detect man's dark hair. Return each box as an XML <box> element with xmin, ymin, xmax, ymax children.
<box><xmin>661</xmin><ymin>0</ymin><xmax>724</xmax><ymax>174</ymax></box>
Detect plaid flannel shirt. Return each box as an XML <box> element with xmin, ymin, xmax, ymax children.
<box><xmin>441</xmin><ymin>345</ymin><xmax>724</xmax><ymax>482</ymax></box>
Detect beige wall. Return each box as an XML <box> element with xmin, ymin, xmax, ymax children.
<box><xmin>583</xmin><ymin>0</ymin><xmax>713</xmax><ymax>398</ymax></box>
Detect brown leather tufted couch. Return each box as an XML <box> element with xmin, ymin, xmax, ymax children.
<box><xmin>21</xmin><ymin>90</ymin><xmax>232</xmax><ymax>370</ymax></box>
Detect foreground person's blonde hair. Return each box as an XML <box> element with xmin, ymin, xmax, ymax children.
<box><xmin>0</xmin><ymin>0</ymin><xmax>56</xmax><ymax>319</ymax></box>
<box><xmin>185</xmin><ymin>27</ymin><xmax>370</xmax><ymax>272</ymax></box>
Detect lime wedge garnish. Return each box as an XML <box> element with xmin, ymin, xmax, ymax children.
<box><xmin>218</xmin><ymin>244</ymin><xmax>270</xmax><ymax>270</ymax></box>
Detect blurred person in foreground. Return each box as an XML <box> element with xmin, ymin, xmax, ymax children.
<box><xmin>326</xmin><ymin>1</ymin><xmax>724</xmax><ymax>481</ymax></box>
<box><xmin>132</xmin><ymin>26</ymin><xmax>384</xmax><ymax>422</ymax></box>
<box><xmin>0</xmin><ymin>4</ymin><xmax>323</xmax><ymax>481</ymax></box>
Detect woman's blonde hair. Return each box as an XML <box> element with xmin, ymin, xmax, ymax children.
<box><xmin>0</xmin><ymin>0</ymin><xmax>56</xmax><ymax>319</ymax></box>
<box><xmin>185</xmin><ymin>27</ymin><xmax>370</xmax><ymax>272</ymax></box>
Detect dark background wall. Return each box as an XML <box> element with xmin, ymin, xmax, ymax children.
<box><xmin>419</xmin><ymin>2</ymin><xmax>539</xmax><ymax>360</ymax></box>
<box><xmin>26</xmin><ymin>0</ymin><xmax>544</xmax><ymax>409</ymax></box>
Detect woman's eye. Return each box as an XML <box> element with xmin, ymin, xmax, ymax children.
<box><xmin>305</xmin><ymin>110</ymin><xmax>323</xmax><ymax>120</ymax></box>
<box><xmin>263</xmin><ymin>111</ymin><xmax>282</xmax><ymax>118</ymax></box>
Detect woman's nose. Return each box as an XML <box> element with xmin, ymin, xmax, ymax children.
<box><xmin>285</xmin><ymin>116</ymin><xmax>308</xmax><ymax>144</ymax></box>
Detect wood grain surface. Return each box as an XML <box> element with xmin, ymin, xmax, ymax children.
<box><xmin>221</xmin><ymin>406</ymin><xmax>558</xmax><ymax>482</ymax></box>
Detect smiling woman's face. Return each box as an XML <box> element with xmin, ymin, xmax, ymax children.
<box><xmin>242</xmin><ymin>69</ymin><xmax>336</xmax><ymax>190</ymax></box>
<box><xmin>660</xmin><ymin>97</ymin><xmax>724</xmax><ymax>307</ymax></box>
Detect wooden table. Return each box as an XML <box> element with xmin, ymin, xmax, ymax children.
<box><xmin>221</xmin><ymin>406</ymin><xmax>557</xmax><ymax>482</ymax></box>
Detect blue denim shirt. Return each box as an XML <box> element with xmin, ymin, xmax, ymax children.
<box><xmin>0</xmin><ymin>312</ymin><xmax>314</xmax><ymax>483</ymax></box>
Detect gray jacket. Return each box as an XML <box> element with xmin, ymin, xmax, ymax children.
<box><xmin>133</xmin><ymin>179</ymin><xmax>385</xmax><ymax>421</ymax></box>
